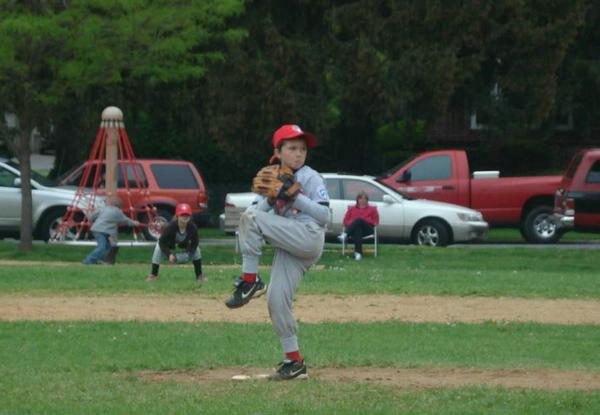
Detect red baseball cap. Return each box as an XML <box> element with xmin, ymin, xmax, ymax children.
<box><xmin>175</xmin><ymin>203</ymin><xmax>192</xmax><ymax>216</ymax></box>
<box><xmin>272</xmin><ymin>124</ymin><xmax>317</xmax><ymax>148</ymax></box>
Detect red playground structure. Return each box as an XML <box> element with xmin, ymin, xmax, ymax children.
<box><xmin>51</xmin><ymin>106</ymin><xmax>161</xmax><ymax>244</ymax></box>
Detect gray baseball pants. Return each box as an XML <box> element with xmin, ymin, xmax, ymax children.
<box><xmin>238</xmin><ymin>210</ymin><xmax>324</xmax><ymax>353</ymax></box>
<box><xmin>151</xmin><ymin>243</ymin><xmax>201</xmax><ymax>264</ymax></box>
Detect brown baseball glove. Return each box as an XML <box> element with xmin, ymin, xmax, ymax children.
<box><xmin>252</xmin><ymin>165</ymin><xmax>302</xmax><ymax>202</ymax></box>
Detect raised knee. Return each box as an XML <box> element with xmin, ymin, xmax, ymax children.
<box><xmin>239</xmin><ymin>210</ymin><xmax>257</xmax><ymax>228</ymax></box>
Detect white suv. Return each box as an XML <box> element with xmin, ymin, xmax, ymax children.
<box><xmin>0</xmin><ymin>158</ymin><xmax>98</xmax><ymax>241</ymax></box>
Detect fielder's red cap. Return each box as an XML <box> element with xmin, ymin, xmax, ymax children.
<box><xmin>175</xmin><ymin>203</ymin><xmax>192</xmax><ymax>216</ymax></box>
<box><xmin>272</xmin><ymin>124</ymin><xmax>317</xmax><ymax>149</ymax></box>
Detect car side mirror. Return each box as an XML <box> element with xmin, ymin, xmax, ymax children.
<box><xmin>13</xmin><ymin>177</ymin><xmax>21</xmax><ymax>187</ymax></box>
<box><xmin>382</xmin><ymin>194</ymin><xmax>395</xmax><ymax>204</ymax></box>
<box><xmin>397</xmin><ymin>170</ymin><xmax>411</xmax><ymax>183</ymax></box>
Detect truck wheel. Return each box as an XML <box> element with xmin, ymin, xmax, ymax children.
<box><xmin>522</xmin><ymin>205</ymin><xmax>562</xmax><ymax>244</ymax></box>
<box><xmin>142</xmin><ymin>208</ymin><xmax>172</xmax><ymax>241</ymax></box>
<box><xmin>411</xmin><ymin>219</ymin><xmax>450</xmax><ymax>247</ymax></box>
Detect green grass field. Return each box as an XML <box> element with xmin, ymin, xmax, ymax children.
<box><xmin>1</xmin><ymin>235</ymin><xmax>599</xmax><ymax>414</ymax></box>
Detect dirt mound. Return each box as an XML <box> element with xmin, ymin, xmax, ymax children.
<box><xmin>2</xmin><ymin>294</ymin><xmax>600</xmax><ymax>324</ymax></box>
<box><xmin>138</xmin><ymin>367</ymin><xmax>600</xmax><ymax>391</ymax></box>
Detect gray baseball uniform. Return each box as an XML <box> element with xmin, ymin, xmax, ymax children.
<box><xmin>151</xmin><ymin>230</ymin><xmax>201</xmax><ymax>264</ymax></box>
<box><xmin>238</xmin><ymin>165</ymin><xmax>330</xmax><ymax>353</ymax></box>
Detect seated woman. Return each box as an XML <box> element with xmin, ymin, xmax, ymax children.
<box><xmin>342</xmin><ymin>191</ymin><xmax>380</xmax><ymax>260</ymax></box>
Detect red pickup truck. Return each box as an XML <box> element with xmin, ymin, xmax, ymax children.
<box><xmin>553</xmin><ymin>148</ymin><xmax>600</xmax><ymax>233</ymax></box>
<box><xmin>378</xmin><ymin>150</ymin><xmax>562</xmax><ymax>243</ymax></box>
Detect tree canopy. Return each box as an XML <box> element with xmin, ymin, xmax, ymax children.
<box><xmin>0</xmin><ymin>0</ymin><xmax>245</xmax><ymax>249</ymax></box>
<box><xmin>1</xmin><ymin>0</ymin><xmax>599</xmax><ymax>228</ymax></box>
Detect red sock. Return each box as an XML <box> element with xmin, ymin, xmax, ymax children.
<box><xmin>286</xmin><ymin>351</ymin><xmax>302</xmax><ymax>362</ymax></box>
<box><xmin>243</xmin><ymin>272</ymin><xmax>257</xmax><ymax>283</ymax></box>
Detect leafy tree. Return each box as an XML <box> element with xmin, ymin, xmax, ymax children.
<box><xmin>0</xmin><ymin>0</ymin><xmax>68</xmax><ymax>250</ymax></box>
<box><xmin>557</xmin><ymin>0</ymin><xmax>600</xmax><ymax>143</ymax></box>
<box><xmin>199</xmin><ymin>0</ymin><xmax>336</xmax><ymax>176</ymax></box>
<box><xmin>0</xmin><ymin>0</ymin><xmax>245</xmax><ymax>250</ymax></box>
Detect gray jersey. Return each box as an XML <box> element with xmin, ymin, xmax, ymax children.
<box><xmin>252</xmin><ymin>165</ymin><xmax>330</xmax><ymax>227</ymax></box>
<box><xmin>240</xmin><ymin>164</ymin><xmax>329</xmax><ymax>355</ymax></box>
<box><xmin>88</xmin><ymin>205</ymin><xmax>136</xmax><ymax>238</ymax></box>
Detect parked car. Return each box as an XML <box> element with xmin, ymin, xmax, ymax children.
<box><xmin>0</xmin><ymin>158</ymin><xmax>101</xmax><ymax>241</ymax></box>
<box><xmin>553</xmin><ymin>148</ymin><xmax>600</xmax><ymax>235</ymax></box>
<box><xmin>220</xmin><ymin>173</ymin><xmax>489</xmax><ymax>247</ymax></box>
<box><xmin>378</xmin><ymin>150</ymin><xmax>562</xmax><ymax>243</ymax></box>
<box><xmin>58</xmin><ymin>159</ymin><xmax>209</xmax><ymax>234</ymax></box>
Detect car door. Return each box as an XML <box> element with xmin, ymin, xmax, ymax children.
<box><xmin>395</xmin><ymin>154</ymin><xmax>459</xmax><ymax>204</ymax></box>
<box><xmin>336</xmin><ymin>178</ymin><xmax>403</xmax><ymax>238</ymax></box>
<box><xmin>0</xmin><ymin>165</ymin><xmax>21</xmax><ymax>228</ymax></box>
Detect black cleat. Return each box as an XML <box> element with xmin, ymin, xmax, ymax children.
<box><xmin>268</xmin><ymin>359</ymin><xmax>308</xmax><ymax>381</ymax></box>
<box><xmin>225</xmin><ymin>275</ymin><xmax>266</xmax><ymax>309</ymax></box>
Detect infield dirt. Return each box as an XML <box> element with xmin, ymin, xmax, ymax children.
<box><xmin>1</xmin><ymin>293</ymin><xmax>600</xmax><ymax>325</ymax></box>
<box><xmin>3</xmin><ymin>270</ymin><xmax>600</xmax><ymax>391</ymax></box>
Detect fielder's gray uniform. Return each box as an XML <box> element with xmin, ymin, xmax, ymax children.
<box><xmin>151</xmin><ymin>230</ymin><xmax>201</xmax><ymax>264</ymax></box>
<box><xmin>238</xmin><ymin>165</ymin><xmax>330</xmax><ymax>353</ymax></box>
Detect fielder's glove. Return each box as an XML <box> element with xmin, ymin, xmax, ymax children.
<box><xmin>174</xmin><ymin>252</ymin><xmax>190</xmax><ymax>264</ymax></box>
<box><xmin>252</xmin><ymin>165</ymin><xmax>302</xmax><ymax>203</ymax></box>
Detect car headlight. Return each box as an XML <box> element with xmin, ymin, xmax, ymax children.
<box><xmin>457</xmin><ymin>212</ymin><xmax>483</xmax><ymax>222</ymax></box>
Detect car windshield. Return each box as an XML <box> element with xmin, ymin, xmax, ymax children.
<box><xmin>378</xmin><ymin>155</ymin><xmax>417</xmax><ymax>178</ymax></box>
<box><xmin>7</xmin><ymin>160</ymin><xmax>56</xmax><ymax>186</ymax></box>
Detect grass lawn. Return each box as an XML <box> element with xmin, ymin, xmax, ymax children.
<box><xmin>1</xmin><ymin>237</ymin><xmax>600</xmax><ymax>414</ymax></box>
<box><xmin>1</xmin><ymin>321</ymin><xmax>600</xmax><ymax>414</ymax></box>
<box><xmin>486</xmin><ymin>227</ymin><xmax>600</xmax><ymax>243</ymax></box>
<box><xmin>0</xmin><ymin>239</ymin><xmax>598</xmax><ymax>298</ymax></box>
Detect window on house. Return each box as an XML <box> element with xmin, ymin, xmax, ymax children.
<box><xmin>470</xmin><ymin>83</ymin><xmax>501</xmax><ymax>130</ymax></box>
<box><xmin>553</xmin><ymin>111</ymin><xmax>573</xmax><ymax>131</ymax></box>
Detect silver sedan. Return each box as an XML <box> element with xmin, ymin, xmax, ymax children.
<box><xmin>323</xmin><ymin>173</ymin><xmax>488</xmax><ymax>246</ymax></box>
<box><xmin>221</xmin><ymin>173</ymin><xmax>488</xmax><ymax>247</ymax></box>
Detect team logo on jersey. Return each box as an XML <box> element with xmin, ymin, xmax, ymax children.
<box><xmin>318</xmin><ymin>188</ymin><xmax>329</xmax><ymax>199</ymax></box>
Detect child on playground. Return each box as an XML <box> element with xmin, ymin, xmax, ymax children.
<box><xmin>146</xmin><ymin>203</ymin><xmax>207</xmax><ymax>282</ymax></box>
<box><xmin>83</xmin><ymin>196</ymin><xmax>140</xmax><ymax>265</ymax></box>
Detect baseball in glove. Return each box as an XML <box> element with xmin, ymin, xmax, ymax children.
<box><xmin>252</xmin><ymin>165</ymin><xmax>302</xmax><ymax>202</ymax></box>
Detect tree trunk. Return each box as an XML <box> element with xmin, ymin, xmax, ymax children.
<box><xmin>17</xmin><ymin>124</ymin><xmax>34</xmax><ymax>251</ymax></box>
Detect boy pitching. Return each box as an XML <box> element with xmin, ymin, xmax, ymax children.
<box><xmin>225</xmin><ymin>124</ymin><xmax>330</xmax><ymax>381</ymax></box>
